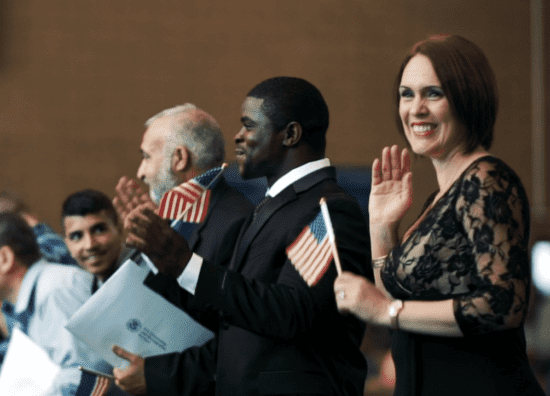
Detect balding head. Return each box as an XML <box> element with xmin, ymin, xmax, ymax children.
<box><xmin>137</xmin><ymin>104</ymin><xmax>225</xmax><ymax>204</ymax></box>
<box><xmin>145</xmin><ymin>104</ymin><xmax>225</xmax><ymax>172</ymax></box>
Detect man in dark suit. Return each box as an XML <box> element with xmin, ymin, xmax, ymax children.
<box><xmin>124</xmin><ymin>78</ymin><xmax>372</xmax><ymax>396</ymax></box>
<box><xmin>111</xmin><ymin>103</ymin><xmax>253</xmax><ymax>395</ymax></box>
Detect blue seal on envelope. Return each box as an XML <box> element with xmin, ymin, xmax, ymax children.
<box><xmin>126</xmin><ymin>319</ymin><xmax>142</xmax><ymax>332</ymax></box>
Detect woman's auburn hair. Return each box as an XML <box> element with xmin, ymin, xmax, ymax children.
<box><xmin>394</xmin><ymin>35</ymin><xmax>499</xmax><ymax>153</ymax></box>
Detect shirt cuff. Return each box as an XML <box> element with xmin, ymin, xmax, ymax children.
<box><xmin>177</xmin><ymin>253</ymin><xmax>203</xmax><ymax>295</ymax></box>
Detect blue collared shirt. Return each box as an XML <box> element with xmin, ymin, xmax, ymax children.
<box><xmin>1</xmin><ymin>260</ymin><xmax>113</xmax><ymax>395</ymax></box>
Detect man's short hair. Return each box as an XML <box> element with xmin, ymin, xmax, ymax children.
<box><xmin>0</xmin><ymin>213</ymin><xmax>40</xmax><ymax>267</ymax></box>
<box><xmin>394</xmin><ymin>35</ymin><xmax>498</xmax><ymax>153</ymax></box>
<box><xmin>247</xmin><ymin>77</ymin><xmax>329</xmax><ymax>154</ymax></box>
<box><xmin>61</xmin><ymin>190</ymin><xmax>118</xmax><ymax>231</ymax></box>
<box><xmin>145</xmin><ymin>103</ymin><xmax>225</xmax><ymax>172</ymax></box>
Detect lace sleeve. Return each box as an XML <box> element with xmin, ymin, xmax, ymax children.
<box><xmin>453</xmin><ymin>159</ymin><xmax>531</xmax><ymax>335</ymax></box>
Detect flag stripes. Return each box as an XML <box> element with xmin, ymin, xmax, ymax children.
<box><xmin>158</xmin><ymin>165</ymin><xmax>223</xmax><ymax>222</ymax></box>
<box><xmin>76</xmin><ymin>371</ymin><xmax>111</xmax><ymax>396</ymax></box>
<box><xmin>286</xmin><ymin>211</ymin><xmax>334</xmax><ymax>286</ymax></box>
<box><xmin>159</xmin><ymin>184</ymin><xmax>210</xmax><ymax>223</ymax></box>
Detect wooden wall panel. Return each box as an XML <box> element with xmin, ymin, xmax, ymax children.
<box><xmin>0</xmin><ymin>0</ymin><xmax>537</xmax><ymax>231</ymax></box>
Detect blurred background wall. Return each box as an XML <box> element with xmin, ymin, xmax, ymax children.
<box><xmin>0</xmin><ymin>0</ymin><xmax>546</xmax><ymax>232</ymax></box>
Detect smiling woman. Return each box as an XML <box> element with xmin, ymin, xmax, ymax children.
<box><xmin>395</xmin><ymin>35</ymin><xmax>498</xmax><ymax>157</ymax></box>
<box><xmin>398</xmin><ymin>54</ymin><xmax>461</xmax><ymax>159</ymax></box>
<box><xmin>334</xmin><ymin>35</ymin><xmax>545</xmax><ymax>395</ymax></box>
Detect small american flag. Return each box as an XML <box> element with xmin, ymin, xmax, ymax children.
<box><xmin>286</xmin><ymin>211</ymin><xmax>334</xmax><ymax>286</ymax></box>
<box><xmin>158</xmin><ymin>166</ymin><xmax>225</xmax><ymax>222</ymax></box>
<box><xmin>75</xmin><ymin>370</ymin><xmax>112</xmax><ymax>396</ymax></box>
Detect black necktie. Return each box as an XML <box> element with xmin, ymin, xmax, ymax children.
<box><xmin>253</xmin><ymin>195</ymin><xmax>272</xmax><ymax>220</ymax></box>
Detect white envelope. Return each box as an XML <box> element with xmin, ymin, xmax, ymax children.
<box><xmin>0</xmin><ymin>328</ymin><xmax>61</xmax><ymax>396</ymax></box>
<box><xmin>65</xmin><ymin>257</ymin><xmax>214</xmax><ymax>369</ymax></box>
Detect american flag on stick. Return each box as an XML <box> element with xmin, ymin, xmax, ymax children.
<box><xmin>319</xmin><ymin>197</ymin><xmax>343</xmax><ymax>275</ymax></box>
<box><xmin>286</xmin><ymin>198</ymin><xmax>343</xmax><ymax>286</ymax></box>
<box><xmin>158</xmin><ymin>164</ymin><xmax>227</xmax><ymax>222</ymax></box>
<box><xmin>76</xmin><ymin>367</ymin><xmax>113</xmax><ymax>396</ymax></box>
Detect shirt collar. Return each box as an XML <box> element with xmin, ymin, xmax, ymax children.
<box><xmin>13</xmin><ymin>259</ymin><xmax>47</xmax><ymax>314</ymax></box>
<box><xmin>266</xmin><ymin>158</ymin><xmax>331</xmax><ymax>198</ymax></box>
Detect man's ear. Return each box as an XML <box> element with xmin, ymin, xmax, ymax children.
<box><xmin>282</xmin><ymin>122</ymin><xmax>303</xmax><ymax>147</ymax></box>
<box><xmin>172</xmin><ymin>145</ymin><xmax>189</xmax><ymax>172</ymax></box>
<box><xmin>0</xmin><ymin>245</ymin><xmax>15</xmax><ymax>275</ymax></box>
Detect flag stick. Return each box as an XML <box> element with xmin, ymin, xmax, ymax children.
<box><xmin>174</xmin><ymin>163</ymin><xmax>228</xmax><ymax>223</ymax></box>
<box><xmin>319</xmin><ymin>197</ymin><xmax>342</xmax><ymax>275</ymax></box>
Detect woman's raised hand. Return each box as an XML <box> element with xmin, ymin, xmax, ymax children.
<box><xmin>369</xmin><ymin>145</ymin><xmax>413</xmax><ymax>227</ymax></box>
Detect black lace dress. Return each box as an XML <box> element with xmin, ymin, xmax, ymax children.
<box><xmin>381</xmin><ymin>156</ymin><xmax>544</xmax><ymax>396</ymax></box>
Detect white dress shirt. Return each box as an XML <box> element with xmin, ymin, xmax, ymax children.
<box><xmin>177</xmin><ymin>158</ymin><xmax>331</xmax><ymax>294</ymax></box>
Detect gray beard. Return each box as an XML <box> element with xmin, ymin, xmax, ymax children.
<box><xmin>150</xmin><ymin>165</ymin><xmax>180</xmax><ymax>205</ymax></box>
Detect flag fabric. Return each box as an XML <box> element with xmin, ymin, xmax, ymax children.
<box><xmin>286</xmin><ymin>211</ymin><xmax>334</xmax><ymax>287</ymax></box>
<box><xmin>158</xmin><ymin>166</ymin><xmax>224</xmax><ymax>222</ymax></box>
<box><xmin>75</xmin><ymin>371</ymin><xmax>111</xmax><ymax>396</ymax></box>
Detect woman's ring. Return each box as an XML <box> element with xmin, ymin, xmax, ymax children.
<box><xmin>337</xmin><ymin>290</ymin><xmax>345</xmax><ymax>300</ymax></box>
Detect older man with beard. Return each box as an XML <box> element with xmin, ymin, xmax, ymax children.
<box><xmin>112</xmin><ymin>103</ymin><xmax>253</xmax><ymax>396</ymax></box>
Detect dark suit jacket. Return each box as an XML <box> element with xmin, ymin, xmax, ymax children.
<box><xmin>144</xmin><ymin>177</ymin><xmax>254</xmax><ymax>396</ymax></box>
<box><xmin>186</xmin><ymin>167</ymin><xmax>371</xmax><ymax>396</ymax></box>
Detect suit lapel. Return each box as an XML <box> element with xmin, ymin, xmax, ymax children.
<box><xmin>230</xmin><ymin>187</ymin><xmax>296</xmax><ymax>272</ymax></box>
<box><xmin>228</xmin><ymin>166</ymin><xmax>337</xmax><ymax>272</ymax></box>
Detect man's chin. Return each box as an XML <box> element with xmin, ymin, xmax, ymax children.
<box><xmin>239</xmin><ymin>165</ymin><xmax>257</xmax><ymax>181</ymax></box>
<box><xmin>82</xmin><ymin>263</ymin><xmax>109</xmax><ymax>277</ymax></box>
<box><xmin>149</xmin><ymin>191</ymin><xmax>161</xmax><ymax>205</ymax></box>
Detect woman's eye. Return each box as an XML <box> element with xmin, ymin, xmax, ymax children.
<box><xmin>427</xmin><ymin>87</ymin><xmax>444</xmax><ymax>98</ymax></box>
<box><xmin>399</xmin><ymin>89</ymin><xmax>413</xmax><ymax>99</ymax></box>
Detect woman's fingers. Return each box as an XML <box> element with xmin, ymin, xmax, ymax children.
<box><xmin>401</xmin><ymin>147</ymin><xmax>411</xmax><ymax>175</ymax></box>
<box><xmin>391</xmin><ymin>145</ymin><xmax>401</xmax><ymax>180</ymax></box>
<box><xmin>334</xmin><ymin>272</ymin><xmax>364</xmax><ymax>306</ymax></box>
<box><xmin>372</xmin><ymin>146</ymin><xmax>410</xmax><ymax>187</ymax></box>
<box><xmin>372</xmin><ymin>158</ymin><xmax>382</xmax><ymax>186</ymax></box>
<box><xmin>381</xmin><ymin>145</ymin><xmax>408</xmax><ymax>181</ymax></box>
<box><xmin>381</xmin><ymin>147</ymin><xmax>391</xmax><ymax>181</ymax></box>
<box><xmin>403</xmin><ymin>171</ymin><xmax>414</xmax><ymax>208</ymax></box>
